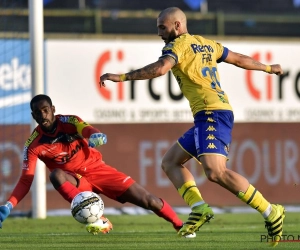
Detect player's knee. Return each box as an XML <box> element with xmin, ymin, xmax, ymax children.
<box><xmin>205</xmin><ymin>171</ymin><xmax>219</xmax><ymax>182</ymax></box>
<box><xmin>205</xmin><ymin>168</ymin><xmax>225</xmax><ymax>183</ymax></box>
<box><xmin>49</xmin><ymin>168</ymin><xmax>66</xmax><ymax>185</ymax></box>
<box><xmin>161</xmin><ymin>156</ymin><xmax>173</xmax><ymax>173</ymax></box>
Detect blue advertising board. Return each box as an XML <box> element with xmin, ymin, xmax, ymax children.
<box><xmin>0</xmin><ymin>39</ymin><xmax>31</xmax><ymax>124</ymax></box>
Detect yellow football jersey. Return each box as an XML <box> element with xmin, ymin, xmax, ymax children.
<box><xmin>160</xmin><ymin>33</ymin><xmax>233</xmax><ymax>116</ymax></box>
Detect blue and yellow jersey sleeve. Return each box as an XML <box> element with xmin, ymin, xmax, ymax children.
<box><xmin>57</xmin><ymin>115</ymin><xmax>90</xmax><ymax>136</ymax></box>
<box><xmin>58</xmin><ymin>115</ymin><xmax>100</xmax><ymax>138</ymax></box>
<box><xmin>75</xmin><ymin>121</ymin><xmax>90</xmax><ymax>136</ymax></box>
<box><xmin>160</xmin><ymin>34</ymin><xmax>232</xmax><ymax>116</ymax></box>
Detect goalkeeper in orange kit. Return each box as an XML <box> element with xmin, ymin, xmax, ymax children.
<box><xmin>0</xmin><ymin>94</ymin><xmax>195</xmax><ymax>238</ymax></box>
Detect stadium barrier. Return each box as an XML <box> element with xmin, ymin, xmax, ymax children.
<box><xmin>0</xmin><ymin>9</ymin><xmax>300</xmax><ymax>36</ymax></box>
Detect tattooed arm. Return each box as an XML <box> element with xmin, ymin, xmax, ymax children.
<box><xmin>99</xmin><ymin>56</ymin><xmax>176</xmax><ymax>87</ymax></box>
<box><xmin>224</xmin><ymin>50</ymin><xmax>283</xmax><ymax>75</ymax></box>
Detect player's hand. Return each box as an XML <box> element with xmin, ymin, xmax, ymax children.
<box><xmin>99</xmin><ymin>73</ymin><xmax>124</xmax><ymax>88</ymax></box>
<box><xmin>0</xmin><ymin>202</ymin><xmax>13</xmax><ymax>229</ymax></box>
<box><xmin>269</xmin><ymin>64</ymin><xmax>283</xmax><ymax>75</ymax></box>
<box><xmin>88</xmin><ymin>133</ymin><xmax>107</xmax><ymax>148</ymax></box>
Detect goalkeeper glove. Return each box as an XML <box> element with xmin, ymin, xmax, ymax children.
<box><xmin>88</xmin><ymin>133</ymin><xmax>107</xmax><ymax>148</ymax></box>
<box><xmin>0</xmin><ymin>201</ymin><xmax>13</xmax><ymax>228</ymax></box>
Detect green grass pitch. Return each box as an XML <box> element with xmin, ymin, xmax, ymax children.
<box><xmin>0</xmin><ymin>212</ymin><xmax>299</xmax><ymax>249</ymax></box>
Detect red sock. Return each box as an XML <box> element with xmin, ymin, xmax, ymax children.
<box><xmin>153</xmin><ymin>199</ymin><xmax>183</xmax><ymax>229</ymax></box>
<box><xmin>56</xmin><ymin>182</ymin><xmax>81</xmax><ymax>203</ymax></box>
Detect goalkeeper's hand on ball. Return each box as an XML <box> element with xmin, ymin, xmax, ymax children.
<box><xmin>88</xmin><ymin>133</ymin><xmax>107</xmax><ymax>148</ymax></box>
<box><xmin>0</xmin><ymin>202</ymin><xmax>13</xmax><ymax>229</ymax></box>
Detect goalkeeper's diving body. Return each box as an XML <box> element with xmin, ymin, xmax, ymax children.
<box><xmin>99</xmin><ymin>6</ymin><xmax>286</xmax><ymax>247</ymax></box>
<box><xmin>0</xmin><ymin>94</ymin><xmax>193</xmax><ymax>237</ymax></box>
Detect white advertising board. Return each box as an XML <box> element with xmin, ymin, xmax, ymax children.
<box><xmin>45</xmin><ymin>39</ymin><xmax>300</xmax><ymax>123</ymax></box>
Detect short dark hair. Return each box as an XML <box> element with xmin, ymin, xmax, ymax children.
<box><xmin>30</xmin><ymin>94</ymin><xmax>52</xmax><ymax>111</ymax></box>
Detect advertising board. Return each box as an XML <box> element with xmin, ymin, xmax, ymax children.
<box><xmin>46</xmin><ymin>39</ymin><xmax>300</xmax><ymax>123</ymax></box>
<box><xmin>0</xmin><ymin>123</ymin><xmax>298</xmax><ymax>210</ymax></box>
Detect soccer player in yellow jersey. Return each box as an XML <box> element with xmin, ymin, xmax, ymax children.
<box><xmin>99</xmin><ymin>7</ymin><xmax>285</xmax><ymax>246</ymax></box>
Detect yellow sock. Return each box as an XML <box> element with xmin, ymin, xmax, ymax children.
<box><xmin>178</xmin><ymin>180</ymin><xmax>204</xmax><ymax>207</ymax></box>
<box><xmin>238</xmin><ymin>184</ymin><xmax>273</xmax><ymax>218</ymax></box>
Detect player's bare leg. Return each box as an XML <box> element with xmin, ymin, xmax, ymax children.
<box><xmin>119</xmin><ymin>182</ymin><xmax>195</xmax><ymax>238</ymax></box>
<box><xmin>200</xmin><ymin>155</ymin><xmax>249</xmax><ymax>193</ymax></box>
<box><xmin>162</xmin><ymin>143</ymin><xmax>214</xmax><ymax>236</ymax></box>
<box><xmin>50</xmin><ymin>168</ymin><xmax>81</xmax><ymax>202</ymax></box>
<box><xmin>161</xmin><ymin>142</ymin><xmax>195</xmax><ymax>189</ymax></box>
<box><xmin>201</xmin><ymin>154</ymin><xmax>285</xmax><ymax>246</ymax></box>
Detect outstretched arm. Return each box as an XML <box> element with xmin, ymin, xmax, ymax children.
<box><xmin>76</xmin><ymin>120</ymin><xmax>107</xmax><ymax>148</ymax></box>
<box><xmin>99</xmin><ymin>56</ymin><xmax>175</xmax><ymax>87</ymax></box>
<box><xmin>0</xmin><ymin>171</ymin><xmax>34</xmax><ymax>228</ymax></box>
<box><xmin>224</xmin><ymin>50</ymin><xmax>283</xmax><ymax>75</ymax></box>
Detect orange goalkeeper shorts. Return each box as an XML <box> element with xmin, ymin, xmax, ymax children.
<box><xmin>75</xmin><ymin>163</ymin><xmax>135</xmax><ymax>203</ymax></box>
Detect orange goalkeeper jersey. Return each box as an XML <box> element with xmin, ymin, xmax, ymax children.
<box><xmin>8</xmin><ymin>114</ymin><xmax>103</xmax><ymax>207</ymax></box>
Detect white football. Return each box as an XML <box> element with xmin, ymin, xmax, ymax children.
<box><xmin>71</xmin><ymin>191</ymin><xmax>104</xmax><ymax>224</ymax></box>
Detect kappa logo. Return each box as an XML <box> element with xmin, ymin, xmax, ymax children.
<box><xmin>224</xmin><ymin>145</ymin><xmax>230</xmax><ymax>154</ymax></box>
<box><xmin>207</xmin><ymin>143</ymin><xmax>217</xmax><ymax>149</ymax></box>
<box><xmin>206</xmin><ymin>125</ymin><xmax>216</xmax><ymax>131</ymax></box>
<box><xmin>206</xmin><ymin>134</ymin><xmax>216</xmax><ymax>140</ymax></box>
<box><xmin>207</xmin><ymin>117</ymin><xmax>216</xmax><ymax>122</ymax></box>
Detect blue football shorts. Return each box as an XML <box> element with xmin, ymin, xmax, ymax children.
<box><xmin>178</xmin><ymin>110</ymin><xmax>234</xmax><ymax>159</ymax></box>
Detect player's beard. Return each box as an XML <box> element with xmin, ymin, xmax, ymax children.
<box><xmin>165</xmin><ymin>29</ymin><xmax>178</xmax><ymax>44</ymax></box>
<box><xmin>40</xmin><ymin>117</ymin><xmax>57</xmax><ymax>133</ymax></box>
